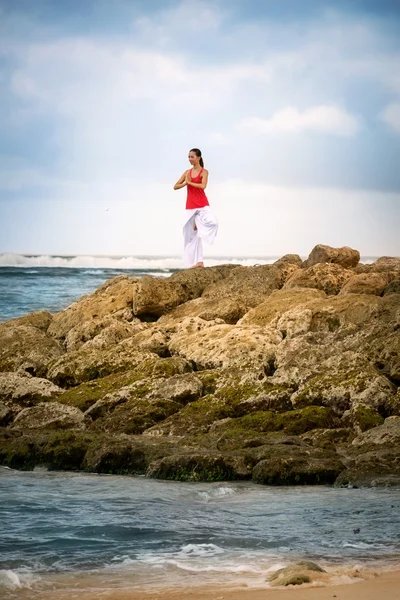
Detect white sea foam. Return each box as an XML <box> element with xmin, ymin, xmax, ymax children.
<box><xmin>0</xmin><ymin>569</ymin><xmax>39</xmax><ymax>590</ymax></box>
<box><xmin>0</xmin><ymin>253</ymin><xmax>278</xmax><ymax>269</ymax></box>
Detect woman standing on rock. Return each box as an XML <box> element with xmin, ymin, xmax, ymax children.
<box><xmin>173</xmin><ymin>148</ymin><xmax>218</xmax><ymax>268</ymax></box>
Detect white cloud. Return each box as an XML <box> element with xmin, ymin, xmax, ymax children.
<box><xmin>380</xmin><ymin>102</ymin><xmax>400</xmax><ymax>133</ymax></box>
<box><xmin>238</xmin><ymin>105</ymin><xmax>360</xmax><ymax>137</ymax></box>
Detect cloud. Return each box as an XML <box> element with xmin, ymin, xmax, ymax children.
<box><xmin>380</xmin><ymin>102</ymin><xmax>400</xmax><ymax>133</ymax></box>
<box><xmin>238</xmin><ymin>105</ymin><xmax>360</xmax><ymax>137</ymax></box>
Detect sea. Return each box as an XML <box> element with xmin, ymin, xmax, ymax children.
<box><xmin>1</xmin><ymin>252</ymin><xmax>399</xmax><ymax>598</ymax></box>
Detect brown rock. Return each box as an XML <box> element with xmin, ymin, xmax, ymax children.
<box><xmin>305</xmin><ymin>244</ymin><xmax>360</xmax><ymax>268</ymax></box>
<box><xmin>46</xmin><ymin>339</ymin><xmax>157</xmax><ymax>387</ymax></box>
<box><xmin>169</xmin><ymin>264</ymin><xmax>239</xmax><ymax>298</ymax></box>
<box><xmin>340</xmin><ymin>272</ymin><xmax>394</xmax><ymax>296</ymax></box>
<box><xmin>168</xmin><ymin>318</ymin><xmax>282</xmax><ymax>373</ymax></box>
<box><xmin>146</xmin><ymin>452</ymin><xmax>250</xmax><ymax>481</ymax></box>
<box><xmin>132</xmin><ymin>277</ymin><xmax>187</xmax><ymax>318</ymax></box>
<box><xmin>0</xmin><ymin>372</ymin><xmax>62</xmax><ymax>406</ymax></box>
<box><xmin>0</xmin><ymin>322</ymin><xmax>64</xmax><ymax>375</ymax></box>
<box><xmin>201</xmin><ymin>265</ymin><xmax>285</xmax><ymax>308</ymax></box>
<box><xmin>3</xmin><ymin>311</ymin><xmax>53</xmax><ymax>332</ymax></box>
<box><xmin>66</xmin><ymin>316</ymin><xmax>145</xmax><ymax>352</ymax></box>
<box><xmin>12</xmin><ymin>402</ymin><xmax>86</xmax><ymax>430</ymax></box>
<box><xmin>284</xmin><ymin>263</ymin><xmax>354</xmax><ymax>295</ymax></box>
<box><xmin>274</xmin><ymin>254</ymin><xmax>303</xmax><ymax>268</ymax></box>
<box><xmin>48</xmin><ymin>275</ymin><xmax>136</xmax><ymax>342</ymax></box>
<box><xmin>159</xmin><ymin>296</ymin><xmax>247</xmax><ymax>325</ymax></box>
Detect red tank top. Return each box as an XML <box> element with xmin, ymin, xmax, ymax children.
<box><xmin>186</xmin><ymin>168</ymin><xmax>210</xmax><ymax>209</ymax></box>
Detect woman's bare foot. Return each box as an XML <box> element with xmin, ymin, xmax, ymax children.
<box><xmin>190</xmin><ymin>262</ymin><xmax>204</xmax><ymax>268</ymax></box>
<box><xmin>193</xmin><ymin>223</ymin><xmax>197</xmax><ymax>231</ymax></box>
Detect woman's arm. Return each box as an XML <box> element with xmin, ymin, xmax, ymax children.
<box><xmin>173</xmin><ymin>171</ymin><xmax>188</xmax><ymax>190</ymax></box>
<box><xmin>186</xmin><ymin>169</ymin><xmax>208</xmax><ymax>190</ymax></box>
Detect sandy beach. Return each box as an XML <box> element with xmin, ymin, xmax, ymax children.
<box><xmin>11</xmin><ymin>568</ymin><xmax>399</xmax><ymax>600</ymax></box>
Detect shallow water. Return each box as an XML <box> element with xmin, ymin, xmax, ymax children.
<box><xmin>1</xmin><ymin>469</ymin><xmax>399</xmax><ymax>597</ymax></box>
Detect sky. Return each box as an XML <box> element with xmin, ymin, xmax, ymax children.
<box><xmin>0</xmin><ymin>0</ymin><xmax>399</xmax><ymax>260</ymax></box>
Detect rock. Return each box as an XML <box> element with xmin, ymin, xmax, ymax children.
<box><xmin>132</xmin><ymin>277</ymin><xmax>188</xmax><ymax>318</ymax></box>
<box><xmin>0</xmin><ymin>372</ymin><xmax>62</xmax><ymax>406</ymax></box>
<box><xmin>370</xmin><ymin>257</ymin><xmax>400</xmax><ymax>272</ymax></box>
<box><xmin>146</xmin><ymin>452</ymin><xmax>250</xmax><ymax>481</ymax></box>
<box><xmin>383</xmin><ymin>278</ymin><xmax>400</xmax><ymax>296</ymax></box>
<box><xmin>238</xmin><ymin>289</ymin><xmax>326</xmax><ymax>327</ymax></box>
<box><xmin>66</xmin><ymin>316</ymin><xmax>145</xmax><ymax>352</ymax></box>
<box><xmin>168</xmin><ymin>318</ymin><xmax>282</xmax><ymax>373</ymax></box>
<box><xmin>169</xmin><ymin>264</ymin><xmax>239</xmax><ymax>298</ymax></box>
<box><xmin>252</xmin><ymin>449</ymin><xmax>344</xmax><ymax>485</ymax></box>
<box><xmin>202</xmin><ymin>264</ymin><xmax>291</xmax><ymax>308</ymax></box>
<box><xmin>12</xmin><ymin>402</ymin><xmax>86</xmax><ymax>430</ymax></box>
<box><xmin>46</xmin><ymin>339</ymin><xmax>156</xmax><ymax>387</ymax></box>
<box><xmin>343</xmin><ymin>403</ymin><xmax>385</xmax><ymax>433</ymax></box>
<box><xmin>154</xmin><ymin>374</ymin><xmax>203</xmax><ymax>403</ymax></box>
<box><xmin>0</xmin><ymin>322</ymin><xmax>64</xmax><ymax>375</ymax></box>
<box><xmin>159</xmin><ymin>296</ymin><xmax>247</xmax><ymax>325</ymax></box>
<box><xmin>3</xmin><ymin>311</ymin><xmax>53</xmax><ymax>332</ymax></box>
<box><xmin>340</xmin><ymin>272</ymin><xmax>394</xmax><ymax>296</ymax></box>
<box><xmin>284</xmin><ymin>263</ymin><xmax>354</xmax><ymax>295</ymax></box>
<box><xmin>269</xmin><ymin>561</ymin><xmax>326</xmax><ymax>587</ymax></box>
<box><xmin>128</xmin><ymin>327</ymin><xmax>170</xmax><ymax>357</ymax></box>
<box><xmin>352</xmin><ymin>416</ymin><xmax>400</xmax><ymax>448</ymax></box>
<box><xmin>0</xmin><ymin>402</ymin><xmax>12</xmax><ymax>426</ymax></box>
<box><xmin>304</xmin><ymin>244</ymin><xmax>360</xmax><ymax>268</ymax></box>
<box><xmin>48</xmin><ymin>275</ymin><xmax>136</xmax><ymax>342</ymax></box>
<box><xmin>274</xmin><ymin>254</ymin><xmax>303</xmax><ymax>268</ymax></box>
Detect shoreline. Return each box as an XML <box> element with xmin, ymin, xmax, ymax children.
<box><xmin>10</xmin><ymin>568</ymin><xmax>400</xmax><ymax>600</ymax></box>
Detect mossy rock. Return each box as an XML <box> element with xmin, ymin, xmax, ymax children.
<box><xmin>146</xmin><ymin>452</ymin><xmax>250</xmax><ymax>482</ymax></box>
<box><xmin>134</xmin><ymin>357</ymin><xmax>193</xmax><ymax>379</ymax></box>
<box><xmin>0</xmin><ymin>431</ymin><xmax>39</xmax><ymax>470</ymax></box>
<box><xmin>252</xmin><ymin>452</ymin><xmax>344</xmax><ymax>485</ymax></box>
<box><xmin>271</xmin><ymin>574</ymin><xmax>311</xmax><ymax>586</ymax></box>
<box><xmin>351</xmin><ymin>404</ymin><xmax>384</xmax><ymax>432</ymax></box>
<box><xmin>39</xmin><ymin>431</ymin><xmax>95</xmax><ymax>470</ymax></box>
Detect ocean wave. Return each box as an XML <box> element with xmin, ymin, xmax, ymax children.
<box><xmin>0</xmin><ymin>569</ymin><xmax>40</xmax><ymax>590</ymax></box>
<box><xmin>0</xmin><ymin>253</ymin><xmax>278</xmax><ymax>269</ymax></box>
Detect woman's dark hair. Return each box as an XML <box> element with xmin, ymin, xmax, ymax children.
<box><xmin>190</xmin><ymin>148</ymin><xmax>204</xmax><ymax>168</ymax></box>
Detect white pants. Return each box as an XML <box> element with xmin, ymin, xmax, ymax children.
<box><xmin>183</xmin><ymin>206</ymin><xmax>218</xmax><ymax>267</ymax></box>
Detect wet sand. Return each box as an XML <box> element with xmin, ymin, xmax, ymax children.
<box><xmin>15</xmin><ymin>568</ymin><xmax>400</xmax><ymax>600</ymax></box>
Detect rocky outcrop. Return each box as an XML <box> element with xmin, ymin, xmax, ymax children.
<box><xmin>304</xmin><ymin>244</ymin><xmax>360</xmax><ymax>268</ymax></box>
<box><xmin>48</xmin><ymin>275</ymin><xmax>136</xmax><ymax>342</ymax></box>
<box><xmin>0</xmin><ymin>244</ymin><xmax>399</xmax><ymax>487</ymax></box>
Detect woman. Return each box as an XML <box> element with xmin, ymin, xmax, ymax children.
<box><xmin>173</xmin><ymin>148</ymin><xmax>218</xmax><ymax>268</ymax></box>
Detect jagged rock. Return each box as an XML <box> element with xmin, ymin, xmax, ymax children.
<box><xmin>146</xmin><ymin>452</ymin><xmax>250</xmax><ymax>481</ymax></box>
<box><xmin>66</xmin><ymin>316</ymin><xmax>145</xmax><ymax>352</ymax></box>
<box><xmin>340</xmin><ymin>272</ymin><xmax>394</xmax><ymax>296</ymax></box>
<box><xmin>0</xmin><ymin>321</ymin><xmax>64</xmax><ymax>375</ymax></box>
<box><xmin>128</xmin><ymin>327</ymin><xmax>170</xmax><ymax>357</ymax></box>
<box><xmin>48</xmin><ymin>276</ymin><xmax>136</xmax><ymax>342</ymax></box>
<box><xmin>159</xmin><ymin>296</ymin><xmax>247</xmax><ymax>325</ymax></box>
<box><xmin>12</xmin><ymin>402</ymin><xmax>86</xmax><ymax>430</ymax></box>
<box><xmin>132</xmin><ymin>277</ymin><xmax>188</xmax><ymax>318</ymax></box>
<box><xmin>168</xmin><ymin>318</ymin><xmax>282</xmax><ymax>373</ymax></box>
<box><xmin>201</xmin><ymin>264</ymin><xmax>293</xmax><ymax>308</ymax></box>
<box><xmin>369</xmin><ymin>257</ymin><xmax>400</xmax><ymax>272</ymax></box>
<box><xmin>304</xmin><ymin>244</ymin><xmax>360</xmax><ymax>268</ymax></box>
<box><xmin>0</xmin><ymin>372</ymin><xmax>62</xmax><ymax>406</ymax></box>
<box><xmin>342</xmin><ymin>403</ymin><xmax>384</xmax><ymax>433</ymax></box>
<box><xmin>46</xmin><ymin>339</ymin><xmax>157</xmax><ymax>387</ymax></box>
<box><xmin>284</xmin><ymin>263</ymin><xmax>354</xmax><ymax>295</ymax></box>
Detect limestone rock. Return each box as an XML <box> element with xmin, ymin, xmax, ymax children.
<box><xmin>132</xmin><ymin>276</ymin><xmax>189</xmax><ymax>318</ymax></box>
<box><xmin>340</xmin><ymin>272</ymin><xmax>394</xmax><ymax>296</ymax></box>
<box><xmin>169</xmin><ymin>264</ymin><xmax>239</xmax><ymax>299</ymax></box>
<box><xmin>48</xmin><ymin>275</ymin><xmax>136</xmax><ymax>342</ymax></box>
<box><xmin>12</xmin><ymin>402</ymin><xmax>86</xmax><ymax>430</ymax></box>
<box><xmin>0</xmin><ymin>372</ymin><xmax>62</xmax><ymax>406</ymax></box>
<box><xmin>201</xmin><ymin>265</ymin><xmax>287</xmax><ymax>308</ymax></box>
<box><xmin>284</xmin><ymin>263</ymin><xmax>354</xmax><ymax>295</ymax></box>
<box><xmin>238</xmin><ymin>289</ymin><xmax>326</xmax><ymax>327</ymax></box>
<box><xmin>305</xmin><ymin>244</ymin><xmax>360</xmax><ymax>268</ymax></box>
<box><xmin>352</xmin><ymin>416</ymin><xmax>400</xmax><ymax>448</ymax></box>
<box><xmin>46</xmin><ymin>339</ymin><xmax>157</xmax><ymax>387</ymax></box>
<box><xmin>0</xmin><ymin>402</ymin><xmax>12</xmax><ymax>426</ymax></box>
<box><xmin>159</xmin><ymin>296</ymin><xmax>247</xmax><ymax>325</ymax></box>
<box><xmin>252</xmin><ymin>450</ymin><xmax>344</xmax><ymax>485</ymax></box>
<box><xmin>168</xmin><ymin>318</ymin><xmax>282</xmax><ymax>372</ymax></box>
<box><xmin>154</xmin><ymin>374</ymin><xmax>203</xmax><ymax>403</ymax></box>
<box><xmin>274</xmin><ymin>254</ymin><xmax>303</xmax><ymax>268</ymax></box>
<box><xmin>128</xmin><ymin>327</ymin><xmax>170</xmax><ymax>357</ymax></box>
<box><xmin>0</xmin><ymin>322</ymin><xmax>64</xmax><ymax>375</ymax></box>
<box><xmin>370</xmin><ymin>257</ymin><xmax>400</xmax><ymax>272</ymax></box>
<box><xmin>384</xmin><ymin>278</ymin><xmax>400</xmax><ymax>295</ymax></box>
<box><xmin>66</xmin><ymin>316</ymin><xmax>145</xmax><ymax>352</ymax></box>
<box><xmin>4</xmin><ymin>311</ymin><xmax>53</xmax><ymax>332</ymax></box>
<box><xmin>269</xmin><ymin>561</ymin><xmax>326</xmax><ymax>587</ymax></box>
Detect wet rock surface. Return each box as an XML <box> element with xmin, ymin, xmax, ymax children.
<box><xmin>0</xmin><ymin>244</ymin><xmax>399</xmax><ymax>486</ymax></box>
